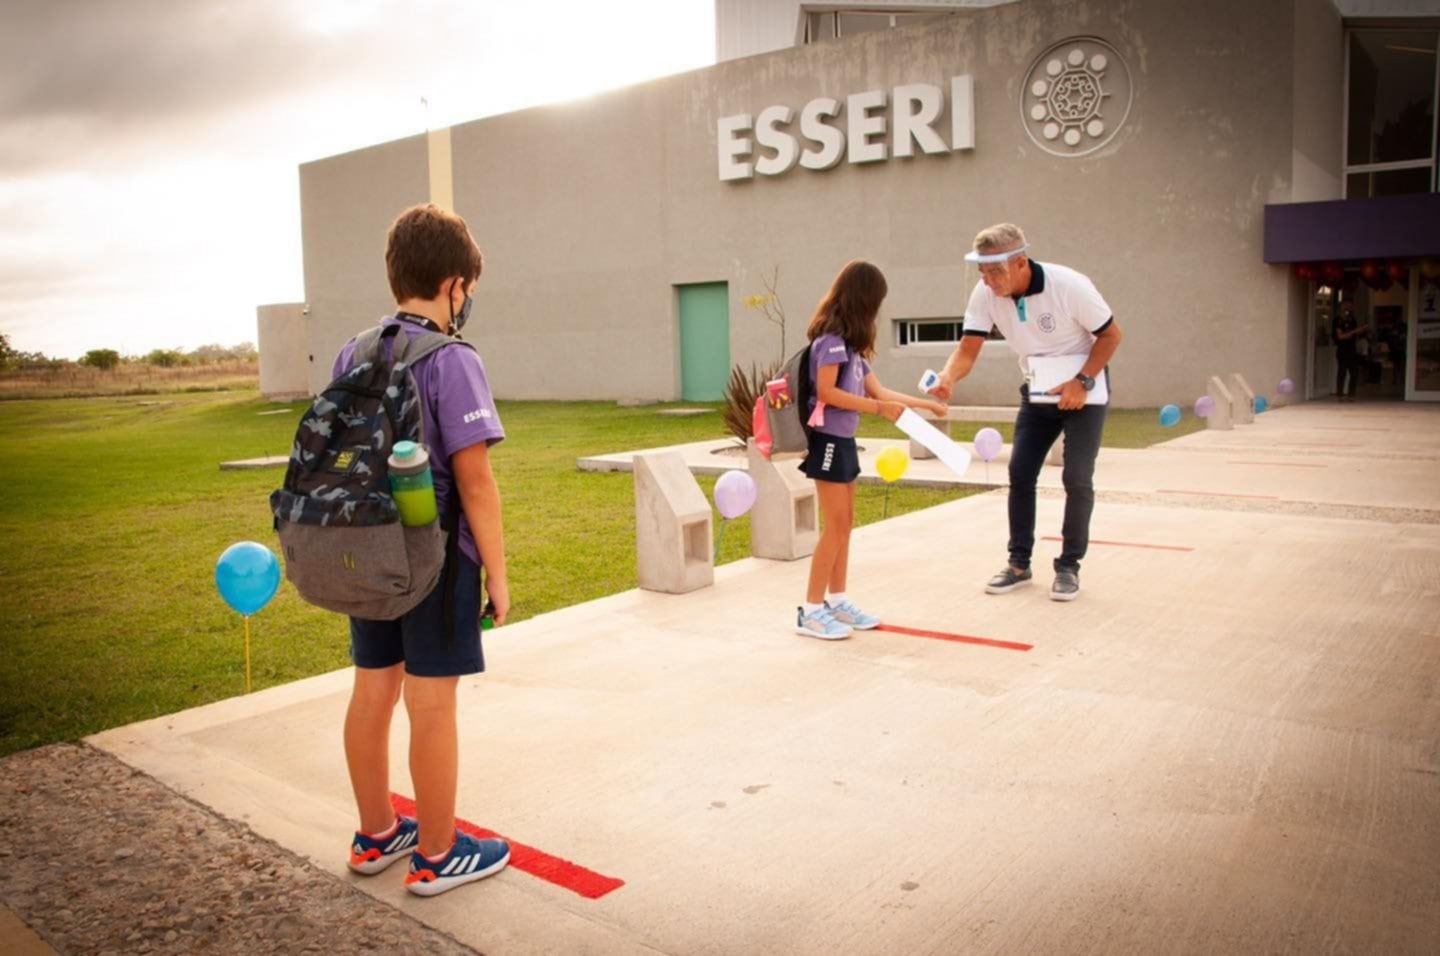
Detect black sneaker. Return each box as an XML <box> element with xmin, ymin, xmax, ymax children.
<box><xmin>1050</xmin><ymin>570</ymin><xmax>1080</xmax><ymax>602</ymax></box>
<box><xmin>984</xmin><ymin>567</ymin><xmax>1033</xmax><ymax>594</ymax></box>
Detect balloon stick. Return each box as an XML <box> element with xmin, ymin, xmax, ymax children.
<box><xmin>714</xmin><ymin>518</ymin><xmax>728</xmax><ymax>562</ymax></box>
<box><xmin>244</xmin><ymin>614</ymin><xmax>252</xmax><ymax>694</ymax></box>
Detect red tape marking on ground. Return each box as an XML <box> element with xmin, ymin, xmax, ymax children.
<box><xmin>391</xmin><ymin>794</ymin><xmax>624</xmax><ymax>900</ymax></box>
<box><xmin>1225</xmin><ymin>460</ymin><xmax>1326</xmax><ymax>469</ymax></box>
<box><xmin>875</xmin><ymin>623</ymin><xmax>1032</xmax><ymax>652</ymax></box>
<box><xmin>1041</xmin><ymin>536</ymin><xmax>1193</xmax><ymax>552</ymax></box>
<box><xmin>1156</xmin><ymin>489</ymin><xmax>1280</xmax><ymax>500</ymax></box>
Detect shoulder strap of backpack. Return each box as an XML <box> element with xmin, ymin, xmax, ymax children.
<box><xmin>353</xmin><ymin>324</ymin><xmax>401</xmax><ymax>367</ymax></box>
<box><xmin>398</xmin><ymin>329</ymin><xmax>474</xmax><ymax>368</ymax></box>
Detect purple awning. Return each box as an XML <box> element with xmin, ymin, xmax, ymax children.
<box><xmin>1263</xmin><ymin>193</ymin><xmax>1440</xmax><ymax>263</ymax></box>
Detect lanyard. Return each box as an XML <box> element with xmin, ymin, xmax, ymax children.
<box><xmin>393</xmin><ymin>311</ymin><xmax>444</xmax><ymax>334</ymax></box>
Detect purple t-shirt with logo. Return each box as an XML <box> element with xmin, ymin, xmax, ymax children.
<box><xmin>807</xmin><ymin>332</ymin><xmax>870</xmax><ymax>439</ymax></box>
<box><xmin>333</xmin><ymin>317</ymin><xmax>504</xmax><ymax>565</ymax></box>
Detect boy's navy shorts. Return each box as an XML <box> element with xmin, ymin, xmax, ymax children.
<box><xmin>349</xmin><ymin>549</ymin><xmax>485</xmax><ymax>677</ymax></box>
<box><xmin>799</xmin><ymin>430</ymin><xmax>861</xmax><ymax>484</ymax></box>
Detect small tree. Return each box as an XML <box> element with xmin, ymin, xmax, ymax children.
<box><xmin>0</xmin><ymin>332</ymin><xmax>16</xmax><ymax>370</ymax></box>
<box><xmin>744</xmin><ymin>266</ymin><xmax>789</xmax><ymax>365</ymax></box>
<box><xmin>80</xmin><ymin>349</ymin><xmax>121</xmax><ymax>371</ymax></box>
<box><xmin>146</xmin><ymin>348</ymin><xmax>185</xmax><ymax>368</ymax></box>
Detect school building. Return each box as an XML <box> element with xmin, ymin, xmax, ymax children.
<box><xmin>259</xmin><ymin>0</ymin><xmax>1440</xmax><ymax>407</ymax></box>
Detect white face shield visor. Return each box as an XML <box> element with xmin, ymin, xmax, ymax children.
<box><xmin>961</xmin><ymin>246</ymin><xmax>1031</xmax><ymax>276</ymax></box>
<box><xmin>963</xmin><ymin>244</ymin><xmax>1029</xmax><ymax>267</ymax></box>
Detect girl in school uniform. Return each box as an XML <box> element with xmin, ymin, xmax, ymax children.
<box><xmin>795</xmin><ymin>259</ymin><xmax>946</xmax><ymax>639</ymax></box>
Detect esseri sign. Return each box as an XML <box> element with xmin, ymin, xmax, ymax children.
<box><xmin>717</xmin><ymin>76</ymin><xmax>975</xmax><ymax>182</ymax></box>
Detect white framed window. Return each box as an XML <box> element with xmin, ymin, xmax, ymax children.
<box><xmin>894</xmin><ymin>318</ymin><xmax>1003</xmax><ymax>346</ymax></box>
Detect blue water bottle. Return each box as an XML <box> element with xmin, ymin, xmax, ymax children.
<box><xmin>387</xmin><ymin>441</ymin><xmax>437</xmax><ymax>526</ymax></box>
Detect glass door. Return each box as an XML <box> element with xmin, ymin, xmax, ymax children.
<box><xmin>1410</xmin><ymin>275</ymin><xmax>1440</xmax><ymax>400</ymax></box>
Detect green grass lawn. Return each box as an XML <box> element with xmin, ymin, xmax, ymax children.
<box><xmin>0</xmin><ymin>392</ymin><xmax>1200</xmax><ymax>756</ymax></box>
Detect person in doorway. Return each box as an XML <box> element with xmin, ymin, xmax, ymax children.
<box><xmin>794</xmin><ymin>259</ymin><xmax>946</xmax><ymax>639</ymax></box>
<box><xmin>333</xmin><ymin>203</ymin><xmax>512</xmax><ymax>897</ymax></box>
<box><xmin>929</xmin><ymin>224</ymin><xmax>1122</xmax><ymax>602</ymax></box>
<box><xmin>1332</xmin><ymin>303</ymin><xmax>1367</xmax><ymax>402</ymax></box>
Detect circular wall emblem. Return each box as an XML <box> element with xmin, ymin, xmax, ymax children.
<box><xmin>1020</xmin><ymin>37</ymin><xmax>1132</xmax><ymax>158</ymax></box>
<box><xmin>1037</xmin><ymin>313</ymin><xmax>1056</xmax><ymax>333</ymax></box>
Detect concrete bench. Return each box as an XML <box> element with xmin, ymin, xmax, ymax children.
<box><xmin>908</xmin><ymin>406</ymin><xmax>1063</xmax><ymax>466</ymax></box>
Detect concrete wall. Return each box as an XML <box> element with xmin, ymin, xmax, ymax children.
<box><xmin>1282</xmin><ymin>0</ymin><xmax>1347</xmax><ymax>394</ymax></box>
<box><xmin>298</xmin><ymin>135</ymin><xmax>429</xmax><ymax>395</ymax></box>
<box><xmin>300</xmin><ymin>0</ymin><xmax>1343</xmax><ymax>406</ymax></box>
<box><xmin>256</xmin><ymin>303</ymin><xmax>309</xmax><ymax>399</ymax></box>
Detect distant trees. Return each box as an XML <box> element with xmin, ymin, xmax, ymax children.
<box><xmin>0</xmin><ymin>340</ymin><xmax>257</xmax><ymax>374</ymax></box>
<box><xmin>145</xmin><ymin>348</ymin><xmax>185</xmax><ymax>368</ymax></box>
<box><xmin>81</xmin><ymin>349</ymin><xmax>122</xmax><ymax>371</ymax></box>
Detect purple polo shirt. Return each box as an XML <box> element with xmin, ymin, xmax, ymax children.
<box><xmin>333</xmin><ymin>317</ymin><xmax>504</xmax><ymax>565</ymax></box>
<box><xmin>807</xmin><ymin>332</ymin><xmax>869</xmax><ymax>438</ymax></box>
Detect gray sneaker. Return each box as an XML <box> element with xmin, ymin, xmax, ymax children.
<box><xmin>984</xmin><ymin>567</ymin><xmax>1033</xmax><ymax>594</ymax></box>
<box><xmin>1050</xmin><ymin>570</ymin><xmax>1080</xmax><ymax>602</ymax></box>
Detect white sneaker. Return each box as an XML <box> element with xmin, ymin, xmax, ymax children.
<box><xmin>794</xmin><ymin>605</ymin><xmax>851</xmax><ymax>640</ymax></box>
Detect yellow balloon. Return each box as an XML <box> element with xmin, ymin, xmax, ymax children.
<box><xmin>875</xmin><ymin>446</ymin><xmax>909</xmax><ymax>483</ymax></box>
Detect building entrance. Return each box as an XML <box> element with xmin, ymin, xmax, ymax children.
<box><xmin>1308</xmin><ymin>268</ymin><xmax>1437</xmax><ymax>401</ymax></box>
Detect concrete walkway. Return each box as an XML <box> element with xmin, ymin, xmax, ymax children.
<box><xmin>91</xmin><ymin>402</ymin><xmax>1440</xmax><ymax>954</ymax></box>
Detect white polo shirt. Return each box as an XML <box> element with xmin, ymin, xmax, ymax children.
<box><xmin>962</xmin><ymin>261</ymin><xmax>1113</xmax><ymax>359</ymax></box>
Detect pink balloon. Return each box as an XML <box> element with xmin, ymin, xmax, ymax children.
<box><xmin>1194</xmin><ymin>395</ymin><xmax>1215</xmax><ymax>418</ymax></box>
<box><xmin>713</xmin><ymin>470</ymin><xmax>757</xmax><ymax>519</ymax></box>
<box><xmin>974</xmin><ymin>427</ymin><xmax>1003</xmax><ymax>462</ymax></box>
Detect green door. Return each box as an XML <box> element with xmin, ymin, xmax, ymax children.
<box><xmin>677</xmin><ymin>282</ymin><xmax>730</xmax><ymax>401</ymax></box>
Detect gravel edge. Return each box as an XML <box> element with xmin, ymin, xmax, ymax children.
<box><xmin>0</xmin><ymin>742</ymin><xmax>480</xmax><ymax>955</ymax></box>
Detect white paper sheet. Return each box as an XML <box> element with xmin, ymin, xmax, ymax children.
<box><xmin>895</xmin><ymin>409</ymin><xmax>972</xmax><ymax>478</ymax></box>
<box><xmin>1023</xmin><ymin>354</ymin><xmax>1109</xmax><ymax>405</ymax></box>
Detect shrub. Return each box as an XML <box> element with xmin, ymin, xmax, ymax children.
<box><xmin>721</xmin><ymin>361</ymin><xmax>778</xmax><ymax>445</ymax></box>
<box><xmin>80</xmin><ymin>349</ymin><xmax>121</xmax><ymax>371</ymax></box>
<box><xmin>146</xmin><ymin>349</ymin><xmax>186</xmax><ymax>368</ymax></box>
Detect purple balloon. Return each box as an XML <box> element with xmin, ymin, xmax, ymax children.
<box><xmin>1277</xmin><ymin>377</ymin><xmax>1296</xmax><ymax>395</ymax></box>
<box><xmin>713</xmin><ymin>470</ymin><xmax>757</xmax><ymax>520</ymax></box>
<box><xmin>974</xmin><ymin>427</ymin><xmax>1003</xmax><ymax>462</ymax></box>
<box><xmin>1194</xmin><ymin>395</ymin><xmax>1215</xmax><ymax>418</ymax></box>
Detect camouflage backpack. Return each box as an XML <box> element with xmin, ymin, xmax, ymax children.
<box><xmin>270</xmin><ymin>322</ymin><xmax>470</xmax><ymax>620</ymax></box>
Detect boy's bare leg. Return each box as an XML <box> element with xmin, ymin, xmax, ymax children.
<box><xmin>404</xmin><ymin>674</ymin><xmax>461</xmax><ymax>858</ymax></box>
<box><xmin>344</xmin><ymin>663</ymin><xmax>405</xmax><ymax>834</ymax></box>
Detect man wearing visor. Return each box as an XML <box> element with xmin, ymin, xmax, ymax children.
<box><xmin>928</xmin><ymin>223</ymin><xmax>1122</xmax><ymax>601</ymax></box>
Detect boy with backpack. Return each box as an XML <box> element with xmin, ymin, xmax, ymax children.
<box><xmin>319</xmin><ymin>203</ymin><xmax>510</xmax><ymax>896</ymax></box>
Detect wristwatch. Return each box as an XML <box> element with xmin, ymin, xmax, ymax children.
<box><xmin>1074</xmin><ymin>372</ymin><xmax>1096</xmax><ymax>391</ymax></box>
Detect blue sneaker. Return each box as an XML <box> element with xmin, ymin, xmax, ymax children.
<box><xmin>826</xmin><ymin>599</ymin><xmax>881</xmax><ymax>630</ymax></box>
<box><xmin>795</xmin><ymin>605</ymin><xmax>852</xmax><ymax>640</ymax></box>
<box><xmin>347</xmin><ymin>816</ymin><xmax>419</xmax><ymax>875</ymax></box>
<box><xmin>405</xmin><ymin>832</ymin><xmax>511</xmax><ymax>897</ymax></box>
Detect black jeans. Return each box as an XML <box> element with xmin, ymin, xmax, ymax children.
<box><xmin>1007</xmin><ymin>387</ymin><xmax>1108</xmax><ymax>574</ymax></box>
<box><xmin>1336</xmin><ymin>350</ymin><xmax>1360</xmax><ymax>397</ymax></box>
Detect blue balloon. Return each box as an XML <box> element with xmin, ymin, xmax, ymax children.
<box><xmin>1158</xmin><ymin>403</ymin><xmax>1182</xmax><ymax>427</ymax></box>
<box><xmin>215</xmin><ymin>541</ymin><xmax>280</xmax><ymax>615</ymax></box>
<box><xmin>1254</xmin><ymin>395</ymin><xmax>1269</xmax><ymax>414</ymax></box>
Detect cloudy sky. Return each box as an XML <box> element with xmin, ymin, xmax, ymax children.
<box><xmin>0</xmin><ymin>0</ymin><xmax>714</xmax><ymax>359</ymax></box>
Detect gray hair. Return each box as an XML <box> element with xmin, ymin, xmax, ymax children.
<box><xmin>974</xmin><ymin>223</ymin><xmax>1027</xmax><ymax>255</ymax></box>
